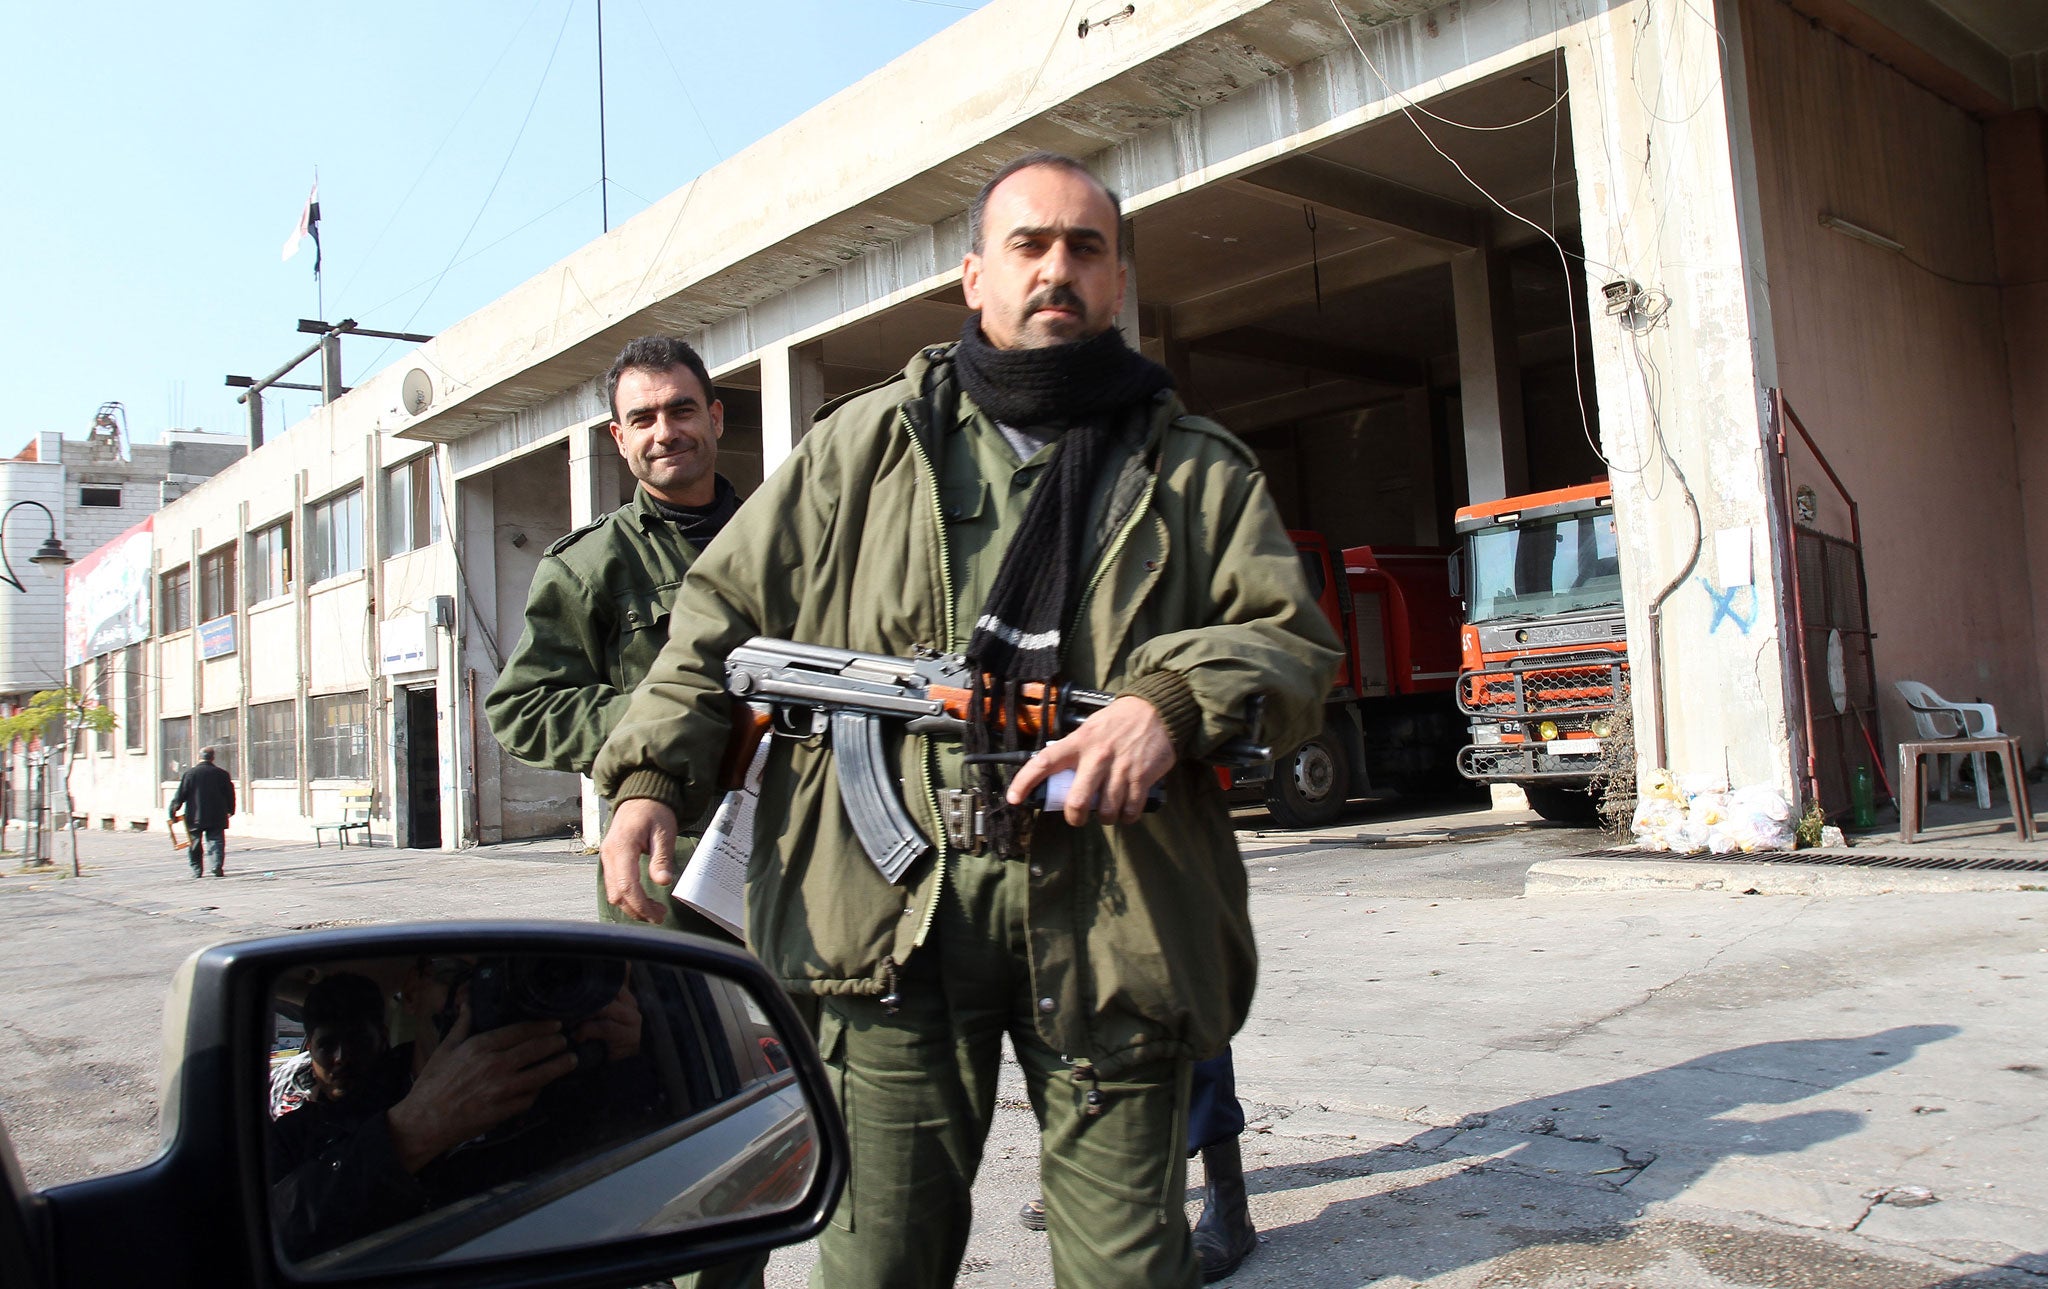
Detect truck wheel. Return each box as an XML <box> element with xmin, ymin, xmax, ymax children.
<box><xmin>1526</xmin><ymin>785</ymin><xmax>1599</xmax><ymax>824</ymax></box>
<box><xmin>1266</xmin><ymin>730</ymin><xmax>1350</xmax><ymax>828</ymax></box>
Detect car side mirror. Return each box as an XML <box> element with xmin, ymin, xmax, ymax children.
<box><xmin>15</xmin><ymin>922</ymin><xmax>845</xmax><ymax>1289</ymax></box>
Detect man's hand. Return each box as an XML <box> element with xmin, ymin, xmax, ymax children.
<box><xmin>600</xmin><ymin>798</ymin><xmax>679</xmax><ymax>924</ymax></box>
<box><xmin>1006</xmin><ymin>695</ymin><xmax>1175</xmax><ymax>826</ymax></box>
<box><xmin>384</xmin><ymin>1004</ymin><xmax>577</xmax><ymax>1173</ymax></box>
<box><xmin>574</xmin><ymin>980</ymin><xmax>644</xmax><ymax>1062</ymax></box>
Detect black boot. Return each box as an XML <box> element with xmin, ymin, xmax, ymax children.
<box><xmin>1190</xmin><ymin>1136</ymin><xmax>1257</xmax><ymax>1282</ymax></box>
<box><xmin>1018</xmin><ymin>1197</ymin><xmax>1047</xmax><ymax>1232</ymax></box>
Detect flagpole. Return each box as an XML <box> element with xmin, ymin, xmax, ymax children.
<box><xmin>597</xmin><ymin>0</ymin><xmax>610</xmax><ymax>233</ymax></box>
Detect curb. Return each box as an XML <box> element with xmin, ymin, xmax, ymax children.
<box><xmin>1525</xmin><ymin>858</ymin><xmax>2048</xmax><ymax>897</ymax></box>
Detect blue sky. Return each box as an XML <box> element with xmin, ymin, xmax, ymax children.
<box><xmin>0</xmin><ymin>0</ymin><xmax>990</xmax><ymax>447</ymax></box>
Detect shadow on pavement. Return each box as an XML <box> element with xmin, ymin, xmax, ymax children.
<box><xmin>1231</xmin><ymin>1026</ymin><xmax>2000</xmax><ymax>1285</ymax></box>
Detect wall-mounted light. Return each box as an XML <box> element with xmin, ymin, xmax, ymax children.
<box><xmin>1819</xmin><ymin>213</ymin><xmax>1905</xmax><ymax>255</ymax></box>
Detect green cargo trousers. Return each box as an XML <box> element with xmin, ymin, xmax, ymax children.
<box><xmin>597</xmin><ymin>849</ymin><xmax>767</xmax><ymax>1289</ymax></box>
<box><xmin>811</xmin><ymin>848</ymin><xmax>1199</xmax><ymax>1289</ymax></box>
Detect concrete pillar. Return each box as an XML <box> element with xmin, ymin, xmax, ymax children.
<box><xmin>568</xmin><ymin>421</ymin><xmax>622</xmax><ymax>527</ymax></box>
<box><xmin>1561</xmin><ymin>7</ymin><xmax>1798</xmax><ymax>797</ymax></box>
<box><xmin>458</xmin><ymin>474</ymin><xmax>504</xmax><ymax>846</ymax></box>
<box><xmin>564</xmin><ymin>422</ymin><xmax>620</xmax><ymax>846</ymax></box>
<box><xmin>1451</xmin><ymin>243</ymin><xmax>1527</xmax><ymax>503</ymax></box>
<box><xmin>759</xmin><ymin>340</ymin><xmax>826</xmax><ymax>476</ymax></box>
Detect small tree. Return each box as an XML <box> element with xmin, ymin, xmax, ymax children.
<box><xmin>0</xmin><ymin>688</ymin><xmax>114</xmax><ymax>871</ymax></box>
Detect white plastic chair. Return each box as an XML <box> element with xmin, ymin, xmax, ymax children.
<box><xmin>1894</xmin><ymin>680</ymin><xmax>2003</xmax><ymax>809</ymax></box>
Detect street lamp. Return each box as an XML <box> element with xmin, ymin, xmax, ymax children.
<box><xmin>0</xmin><ymin>500</ymin><xmax>72</xmax><ymax>591</ymax></box>
<box><xmin>0</xmin><ymin>500</ymin><xmax>72</xmax><ymax>868</ymax></box>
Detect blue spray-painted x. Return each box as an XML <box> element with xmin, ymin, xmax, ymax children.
<box><xmin>1699</xmin><ymin>578</ymin><xmax>1758</xmax><ymax>635</ymax></box>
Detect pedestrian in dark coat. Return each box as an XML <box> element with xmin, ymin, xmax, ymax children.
<box><xmin>169</xmin><ymin>746</ymin><xmax>235</xmax><ymax>877</ymax></box>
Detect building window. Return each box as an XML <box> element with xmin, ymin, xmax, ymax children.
<box><xmin>309</xmin><ymin>692</ymin><xmax>370</xmax><ymax>780</ymax></box>
<box><xmin>160</xmin><ymin>716</ymin><xmax>190</xmax><ymax>781</ymax></box>
<box><xmin>160</xmin><ymin>565</ymin><xmax>192</xmax><ymax>634</ymax></box>
<box><xmin>247</xmin><ymin>520</ymin><xmax>291</xmax><ymax>603</ymax></box>
<box><xmin>198</xmin><ymin>544</ymin><xmax>237</xmax><ymax>622</ymax></box>
<box><xmin>91</xmin><ymin>655</ymin><xmax>113</xmax><ymax>754</ymax></box>
<box><xmin>197</xmin><ymin>709</ymin><xmax>238</xmax><ymax>778</ymax></box>
<box><xmin>308</xmin><ymin>487</ymin><xmax>364</xmax><ymax>584</ymax></box>
<box><xmin>383</xmin><ymin>454</ymin><xmax>443</xmax><ymax>557</ymax></box>
<box><xmin>79</xmin><ymin>486</ymin><xmax>121</xmax><ymax>507</ymax></box>
<box><xmin>123</xmin><ymin>645</ymin><xmax>145</xmax><ymax>750</ymax></box>
<box><xmin>248</xmin><ymin>700</ymin><xmax>297</xmax><ymax>781</ymax></box>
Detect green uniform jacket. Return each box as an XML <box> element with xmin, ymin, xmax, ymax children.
<box><xmin>594</xmin><ymin>345</ymin><xmax>1341</xmax><ymax>1079</ymax></box>
<box><xmin>486</xmin><ymin>487</ymin><xmax>703</xmax><ymax>775</ymax></box>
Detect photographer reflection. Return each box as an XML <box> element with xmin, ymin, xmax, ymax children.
<box><xmin>270</xmin><ymin>958</ymin><xmax>657</xmax><ymax>1262</ymax></box>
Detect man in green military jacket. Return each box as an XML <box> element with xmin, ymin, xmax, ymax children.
<box><xmin>593</xmin><ymin>155</ymin><xmax>1340</xmax><ymax>1288</ymax></box>
<box><xmin>486</xmin><ymin>335</ymin><xmax>740</xmax><ymax>938</ymax></box>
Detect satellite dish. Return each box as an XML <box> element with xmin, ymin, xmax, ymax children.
<box><xmin>401</xmin><ymin>368</ymin><xmax>434</xmax><ymax>416</ymax></box>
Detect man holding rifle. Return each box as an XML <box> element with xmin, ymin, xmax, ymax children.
<box><xmin>595</xmin><ymin>152</ymin><xmax>1339</xmax><ymax>1289</ymax></box>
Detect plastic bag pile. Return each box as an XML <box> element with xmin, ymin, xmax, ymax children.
<box><xmin>1630</xmin><ymin>771</ymin><xmax>1796</xmax><ymax>854</ymax></box>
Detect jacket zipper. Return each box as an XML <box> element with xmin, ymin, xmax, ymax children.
<box><xmin>902</xmin><ymin>406</ymin><xmax>953</xmax><ymax>950</ymax></box>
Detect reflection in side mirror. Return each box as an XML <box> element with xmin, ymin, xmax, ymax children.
<box><xmin>266</xmin><ymin>949</ymin><xmax>819</xmax><ymax>1276</ymax></box>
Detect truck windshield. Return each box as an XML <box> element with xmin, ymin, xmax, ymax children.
<box><xmin>1467</xmin><ymin>509</ymin><xmax>1622</xmax><ymax>624</ymax></box>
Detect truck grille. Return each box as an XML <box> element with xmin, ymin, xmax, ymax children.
<box><xmin>1458</xmin><ymin>660</ymin><xmax>1628</xmax><ymax>718</ymax></box>
<box><xmin>1458</xmin><ymin>744</ymin><xmax>1605</xmax><ymax>780</ymax></box>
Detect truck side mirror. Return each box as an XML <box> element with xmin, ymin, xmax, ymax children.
<box><xmin>1447</xmin><ymin>552</ymin><xmax>1464</xmax><ymax>602</ymax></box>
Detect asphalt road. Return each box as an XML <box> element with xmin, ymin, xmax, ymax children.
<box><xmin>2</xmin><ymin>800</ymin><xmax>2043</xmax><ymax>1288</ymax></box>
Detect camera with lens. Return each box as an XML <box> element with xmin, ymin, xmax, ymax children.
<box><xmin>466</xmin><ymin>954</ymin><xmax>627</xmax><ymax>1066</ymax></box>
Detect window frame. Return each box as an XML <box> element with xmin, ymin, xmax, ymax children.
<box><xmin>382</xmin><ymin>454</ymin><xmax>444</xmax><ymax>558</ymax></box>
<box><xmin>90</xmin><ymin>655</ymin><xmax>113</xmax><ymax>755</ymax></box>
<box><xmin>123</xmin><ymin>644</ymin><xmax>145</xmax><ymax>751</ymax></box>
<box><xmin>196</xmin><ymin>709</ymin><xmax>239</xmax><ymax>779</ymax></box>
<box><xmin>308</xmin><ymin>487</ymin><xmax>365</xmax><ymax>586</ymax></box>
<box><xmin>79</xmin><ymin>486</ymin><xmax>121</xmax><ymax>508</ymax></box>
<box><xmin>159</xmin><ymin>565</ymin><xmax>193</xmax><ymax>634</ymax></box>
<box><xmin>198</xmin><ymin>543</ymin><xmax>238</xmax><ymax>623</ymax></box>
<box><xmin>246</xmin><ymin>518</ymin><xmax>292</xmax><ymax>605</ymax></box>
<box><xmin>159</xmin><ymin>716</ymin><xmax>191</xmax><ymax>783</ymax></box>
<box><xmin>308</xmin><ymin>691</ymin><xmax>371</xmax><ymax>781</ymax></box>
<box><xmin>247</xmin><ymin>699</ymin><xmax>298</xmax><ymax>782</ymax></box>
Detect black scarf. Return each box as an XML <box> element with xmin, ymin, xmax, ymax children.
<box><xmin>647</xmin><ymin>474</ymin><xmax>740</xmax><ymax>550</ymax></box>
<box><xmin>954</xmin><ymin>316</ymin><xmax>1172</xmax><ymax>855</ymax></box>
<box><xmin>953</xmin><ymin>315</ymin><xmax>1172</xmax><ymax>429</ymax></box>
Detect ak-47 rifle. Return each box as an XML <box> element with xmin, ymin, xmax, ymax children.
<box><xmin>720</xmin><ymin>638</ymin><xmax>1270</xmax><ymax>882</ymax></box>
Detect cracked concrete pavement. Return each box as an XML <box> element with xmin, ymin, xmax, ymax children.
<box><xmin>2</xmin><ymin>804</ymin><xmax>2044</xmax><ymax>1286</ymax></box>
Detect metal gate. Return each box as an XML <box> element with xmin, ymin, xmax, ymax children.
<box><xmin>1772</xmin><ymin>391</ymin><xmax>1882</xmax><ymax>819</ymax></box>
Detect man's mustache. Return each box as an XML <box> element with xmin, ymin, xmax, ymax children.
<box><xmin>1026</xmin><ymin>286</ymin><xmax>1085</xmax><ymax>316</ymax></box>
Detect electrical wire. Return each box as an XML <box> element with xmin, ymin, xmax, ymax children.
<box><xmin>356</xmin><ymin>182</ymin><xmax>602</xmax><ymax>322</ymax></box>
<box><xmin>385</xmin><ymin>1</ymin><xmax>579</xmax><ymax>351</ymax></box>
<box><xmin>1630</xmin><ymin>0</ymin><xmax>1727</xmax><ymax>127</ymax></box>
<box><xmin>630</xmin><ymin>0</ymin><xmax>726</xmax><ymax>160</ymax></box>
<box><xmin>332</xmin><ymin>0</ymin><xmax>551</xmax><ymax>312</ymax></box>
<box><xmin>1325</xmin><ymin>0</ymin><xmax>1569</xmax><ymax>132</ymax></box>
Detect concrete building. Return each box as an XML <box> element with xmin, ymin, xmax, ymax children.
<box><xmin>60</xmin><ymin>0</ymin><xmax>2048</xmax><ymax>848</ymax></box>
<box><xmin>1</xmin><ymin>423</ymin><xmax>244</xmax><ymax>853</ymax></box>
<box><xmin>0</xmin><ymin>425</ymin><xmax>245</xmax><ymax>701</ymax></box>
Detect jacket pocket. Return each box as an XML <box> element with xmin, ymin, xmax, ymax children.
<box><xmin>612</xmin><ymin>585</ymin><xmax>678</xmax><ymax>688</ymax></box>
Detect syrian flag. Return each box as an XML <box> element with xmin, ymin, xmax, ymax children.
<box><xmin>282</xmin><ymin>178</ymin><xmax>321</xmax><ymax>273</ymax></box>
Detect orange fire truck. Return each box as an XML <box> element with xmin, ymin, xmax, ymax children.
<box><xmin>1452</xmin><ymin>480</ymin><xmax>1629</xmax><ymax>822</ymax></box>
<box><xmin>1229</xmin><ymin>532</ymin><xmax>1466</xmax><ymax>827</ymax></box>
